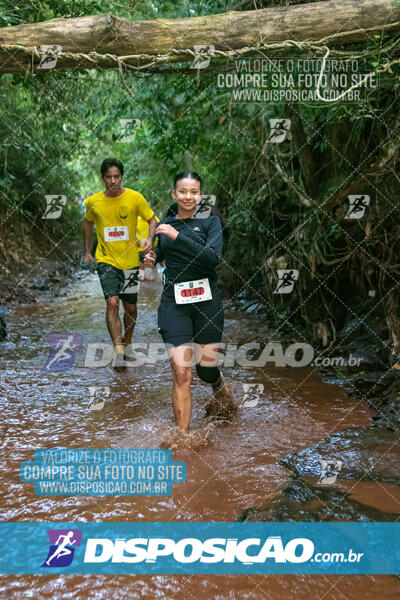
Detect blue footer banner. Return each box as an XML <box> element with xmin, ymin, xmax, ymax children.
<box><xmin>0</xmin><ymin>522</ymin><xmax>399</xmax><ymax>574</ymax></box>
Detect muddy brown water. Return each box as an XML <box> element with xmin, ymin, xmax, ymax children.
<box><xmin>0</xmin><ymin>271</ymin><xmax>399</xmax><ymax>598</ymax></box>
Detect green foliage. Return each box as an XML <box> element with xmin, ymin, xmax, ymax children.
<box><xmin>0</xmin><ymin>0</ymin><xmax>237</xmax><ymax>25</ymax></box>
<box><xmin>1</xmin><ymin>0</ymin><xmax>400</xmax><ymax>340</ymax></box>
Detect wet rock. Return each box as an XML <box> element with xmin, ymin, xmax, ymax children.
<box><xmin>339</xmin><ymin>317</ymin><xmax>363</xmax><ymax>338</ymax></box>
<box><xmin>48</xmin><ymin>275</ymin><xmax>61</xmax><ymax>283</ymax></box>
<box><xmin>373</xmin><ymin>395</ymin><xmax>400</xmax><ymax>430</ymax></box>
<box><xmin>339</xmin><ymin>315</ymin><xmax>389</xmax><ymax>346</ymax></box>
<box><xmin>320</xmin><ymin>368</ymin><xmax>400</xmax><ymax>429</ymax></box>
<box><xmin>237</xmin><ymin>477</ymin><xmax>399</xmax><ymax>522</ymax></box>
<box><xmin>0</xmin><ymin>279</ymin><xmax>37</xmax><ymax>304</ymax></box>
<box><xmin>316</xmin><ymin>310</ymin><xmax>400</xmax><ymax>427</ymax></box>
<box><xmin>0</xmin><ymin>248</ymin><xmax>81</xmax><ymax>305</ymax></box>
<box><xmin>226</xmin><ymin>289</ymin><xmax>268</xmax><ymax>314</ymax></box>
<box><xmin>245</xmin><ymin>302</ymin><xmax>265</xmax><ymax>314</ymax></box>
<box><xmin>0</xmin><ymin>340</ymin><xmax>16</xmax><ymax>351</ymax></box>
<box><xmin>335</xmin><ymin>315</ymin><xmax>390</xmax><ymax>371</ymax></box>
<box><xmin>280</xmin><ymin>427</ymin><xmax>400</xmax><ymax>485</ymax></box>
<box><xmin>31</xmin><ymin>279</ymin><xmax>49</xmax><ymax>290</ymax></box>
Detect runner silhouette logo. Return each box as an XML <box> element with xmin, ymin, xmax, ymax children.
<box><xmin>42</xmin><ymin>195</ymin><xmax>67</xmax><ymax>219</ymax></box>
<box><xmin>345</xmin><ymin>195</ymin><xmax>370</xmax><ymax>219</ymax></box>
<box><xmin>37</xmin><ymin>45</ymin><xmax>62</xmax><ymax>70</ymax></box>
<box><xmin>43</xmin><ymin>333</ymin><xmax>82</xmax><ymax>372</ymax></box>
<box><xmin>122</xmin><ymin>269</ymin><xmax>139</xmax><ymax>294</ymax></box>
<box><xmin>42</xmin><ymin>529</ymin><xmax>82</xmax><ymax>568</ymax></box>
<box><xmin>274</xmin><ymin>269</ymin><xmax>299</xmax><ymax>294</ymax></box>
<box><xmin>194</xmin><ymin>195</ymin><xmax>216</xmax><ymax>219</ymax></box>
<box><xmin>119</xmin><ymin>119</ymin><xmax>141</xmax><ymax>143</ymax></box>
<box><xmin>191</xmin><ymin>45</ymin><xmax>215</xmax><ymax>69</ymax></box>
<box><xmin>267</xmin><ymin>119</ymin><xmax>291</xmax><ymax>144</ymax></box>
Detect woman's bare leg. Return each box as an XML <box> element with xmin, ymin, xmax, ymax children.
<box><xmin>168</xmin><ymin>345</ymin><xmax>194</xmax><ymax>431</ymax></box>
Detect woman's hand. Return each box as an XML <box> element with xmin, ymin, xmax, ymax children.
<box><xmin>143</xmin><ymin>249</ymin><xmax>157</xmax><ymax>268</ymax></box>
<box><xmin>155</xmin><ymin>224</ymin><xmax>179</xmax><ymax>240</ymax></box>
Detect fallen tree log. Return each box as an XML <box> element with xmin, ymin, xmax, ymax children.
<box><xmin>0</xmin><ymin>0</ymin><xmax>400</xmax><ymax>73</ymax></box>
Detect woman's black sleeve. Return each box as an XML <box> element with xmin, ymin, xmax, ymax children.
<box><xmin>154</xmin><ymin>240</ymin><xmax>165</xmax><ymax>264</ymax></box>
<box><xmin>172</xmin><ymin>216</ymin><xmax>223</xmax><ymax>269</ymax></box>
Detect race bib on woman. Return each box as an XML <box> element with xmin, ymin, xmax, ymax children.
<box><xmin>174</xmin><ymin>278</ymin><xmax>212</xmax><ymax>304</ymax></box>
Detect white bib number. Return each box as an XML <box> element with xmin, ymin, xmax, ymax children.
<box><xmin>174</xmin><ymin>278</ymin><xmax>212</xmax><ymax>304</ymax></box>
<box><xmin>104</xmin><ymin>226</ymin><xmax>129</xmax><ymax>242</ymax></box>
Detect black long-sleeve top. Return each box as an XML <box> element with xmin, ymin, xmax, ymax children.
<box><xmin>155</xmin><ymin>214</ymin><xmax>223</xmax><ymax>298</ymax></box>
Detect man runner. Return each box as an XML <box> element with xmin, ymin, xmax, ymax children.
<box><xmin>83</xmin><ymin>158</ymin><xmax>156</xmax><ymax>370</ymax></box>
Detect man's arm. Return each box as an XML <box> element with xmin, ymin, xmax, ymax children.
<box><xmin>82</xmin><ymin>218</ymin><xmax>95</xmax><ymax>262</ymax></box>
<box><xmin>147</xmin><ymin>215</ymin><xmax>157</xmax><ymax>239</ymax></box>
<box><xmin>141</xmin><ymin>215</ymin><xmax>157</xmax><ymax>254</ymax></box>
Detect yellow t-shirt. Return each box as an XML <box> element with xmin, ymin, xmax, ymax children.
<box><xmin>84</xmin><ymin>188</ymin><xmax>154</xmax><ymax>270</ymax></box>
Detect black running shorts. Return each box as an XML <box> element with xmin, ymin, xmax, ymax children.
<box><xmin>158</xmin><ymin>290</ymin><xmax>224</xmax><ymax>347</ymax></box>
<box><xmin>97</xmin><ymin>262</ymin><xmax>138</xmax><ymax>305</ymax></box>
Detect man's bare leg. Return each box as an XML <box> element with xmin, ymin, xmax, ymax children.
<box><xmin>105</xmin><ymin>296</ymin><xmax>124</xmax><ymax>355</ymax></box>
<box><xmin>121</xmin><ymin>300</ymin><xmax>137</xmax><ymax>347</ymax></box>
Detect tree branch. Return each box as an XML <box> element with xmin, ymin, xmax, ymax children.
<box><xmin>1</xmin><ymin>0</ymin><xmax>400</xmax><ymax>73</ymax></box>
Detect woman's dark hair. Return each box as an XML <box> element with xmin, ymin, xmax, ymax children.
<box><xmin>173</xmin><ymin>171</ymin><xmax>202</xmax><ymax>190</ymax></box>
<box><xmin>100</xmin><ymin>158</ymin><xmax>124</xmax><ymax>177</ymax></box>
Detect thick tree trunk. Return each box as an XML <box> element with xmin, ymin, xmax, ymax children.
<box><xmin>0</xmin><ymin>0</ymin><xmax>399</xmax><ymax>73</ymax></box>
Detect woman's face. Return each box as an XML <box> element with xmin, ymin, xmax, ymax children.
<box><xmin>171</xmin><ymin>178</ymin><xmax>201</xmax><ymax>212</ymax></box>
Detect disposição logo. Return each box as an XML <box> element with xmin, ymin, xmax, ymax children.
<box><xmin>42</xmin><ymin>529</ymin><xmax>82</xmax><ymax>568</ymax></box>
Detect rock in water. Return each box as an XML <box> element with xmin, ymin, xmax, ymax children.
<box><xmin>237</xmin><ymin>477</ymin><xmax>400</xmax><ymax>522</ymax></box>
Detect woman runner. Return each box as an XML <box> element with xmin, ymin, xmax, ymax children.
<box><xmin>144</xmin><ymin>172</ymin><xmax>236</xmax><ymax>431</ymax></box>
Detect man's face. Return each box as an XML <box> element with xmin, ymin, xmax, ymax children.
<box><xmin>103</xmin><ymin>166</ymin><xmax>123</xmax><ymax>194</ymax></box>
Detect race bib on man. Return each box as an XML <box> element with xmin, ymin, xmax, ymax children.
<box><xmin>104</xmin><ymin>226</ymin><xmax>129</xmax><ymax>242</ymax></box>
<box><xmin>174</xmin><ymin>278</ymin><xmax>212</xmax><ymax>304</ymax></box>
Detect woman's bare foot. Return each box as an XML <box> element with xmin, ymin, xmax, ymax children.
<box><xmin>204</xmin><ymin>374</ymin><xmax>238</xmax><ymax>422</ymax></box>
<box><xmin>160</xmin><ymin>425</ymin><xmax>214</xmax><ymax>450</ymax></box>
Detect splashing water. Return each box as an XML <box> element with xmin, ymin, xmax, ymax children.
<box><xmin>160</xmin><ymin>423</ymin><xmax>215</xmax><ymax>451</ymax></box>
